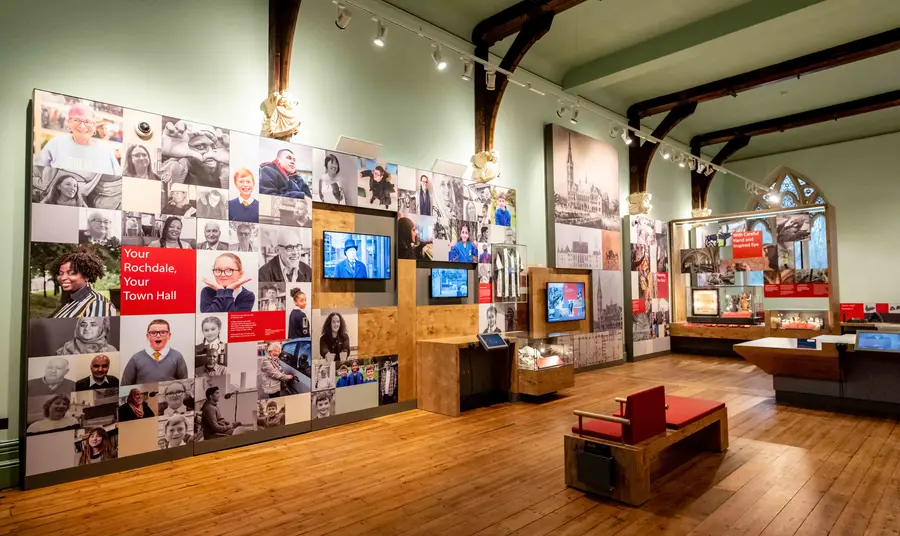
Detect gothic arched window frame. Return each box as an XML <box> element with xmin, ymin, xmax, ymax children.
<box><xmin>746</xmin><ymin>166</ymin><xmax>828</xmax><ymax>211</ymax></box>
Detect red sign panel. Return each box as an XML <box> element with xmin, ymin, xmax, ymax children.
<box><xmin>765</xmin><ymin>283</ymin><xmax>829</xmax><ymax>298</ymax></box>
<box><xmin>656</xmin><ymin>273</ymin><xmax>669</xmax><ymax>300</ymax></box>
<box><xmin>228</xmin><ymin>311</ymin><xmax>287</xmax><ymax>342</ymax></box>
<box><xmin>632</xmin><ymin>299</ymin><xmax>646</xmax><ymax>314</ymax></box>
<box><xmin>478</xmin><ymin>283</ymin><xmax>492</xmax><ymax>304</ymax></box>
<box><xmin>840</xmin><ymin>303</ymin><xmax>864</xmax><ymax>321</ymax></box>
<box><xmin>732</xmin><ymin>231</ymin><xmax>763</xmax><ymax>259</ymax></box>
<box><xmin>120</xmin><ymin>246</ymin><xmax>196</xmax><ymax>315</ymax></box>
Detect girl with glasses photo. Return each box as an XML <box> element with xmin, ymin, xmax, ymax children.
<box><xmin>200</xmin><ymin>253</ymin><xmax>254</xmax><ymax>312</ymax></box>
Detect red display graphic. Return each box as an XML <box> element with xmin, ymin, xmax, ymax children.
<box><xmin>632</xmin><ymin>299</ymin><xmax>646</xmax><ymax>314</ymax></box>
<box><xmin>840</xmin><ymin>303</ymin><xmax>864</xmax><ymax>321</ymax></box>
<box><xmin>732</xmin><ymin>231</ymin><xmax>763</xmax><ymax>259</ymax></box>
<box><xmin>765</xmin><ymin>283</ymin><xmax>829</xmax><ymax>298</ymax></box>
<box><xmin>120</xmin><ymin>247</ymin><xmax>196</xmax><ymax>315</ymax></box>
<box><xmin>478</xmin><ymin>283</ymin><xmax>492</xmax><ymax>304</ymax></box>
<box><xmin>656</xmin><ymin>273</ymin><xmax>669</xmax><ymax>300</ymax></box>
<box><xmin>228</xmin><ymin>311</ymin><xmax>287</xmax><ymax>342</ymax></box>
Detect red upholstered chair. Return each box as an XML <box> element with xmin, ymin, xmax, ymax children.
<box><xmin>572</xmin><ymin>386</ymin><xmax>667</xmax><ymax>445</ymax></box>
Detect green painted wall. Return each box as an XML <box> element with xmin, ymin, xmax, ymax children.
<box><xmin>0</xmin><ymin>0</ymin><xmax>724</xmax><ymax>438</ymax></box>
<box><xmin>727</xmin><ymin>132</ymin><xmax>900</xmax><ymax>303</ymax></box>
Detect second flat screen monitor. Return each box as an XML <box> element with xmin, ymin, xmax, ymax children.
<box><xmin>431</xmin><ymin>268</ymin><xmax>468</xmax><ymax>298</ymax></box>
<box><xmin>547</xmin><ymin>282</ymin><xmax>585</xmax><ymax>323</ymax></box>
<box><xmin>323</xmin><ymin>231</ymin><xmax>391</xmax><ymax>279</ymax></box>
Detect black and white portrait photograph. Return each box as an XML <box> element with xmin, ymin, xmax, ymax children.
<box><xmin>680</xmin><ymin>248</ymin><xmax>717</xmax><ymax>274</ymax></box>
<box><xmin>157</xmin><ymin>412</ymin><xmax>194</xmax><ymax>449</ymax></box>
<box><xmin>159</xmin><ymin>117</ymin><xmax>230</xmax><ymax>189</ymax></box>
<box><xmin>593</xmin><ymin>270</ymin><xmax>624</xmax><ymax>332</ymax></box>
<box><xmin>228</xmin><ymin>221</ymin><xmax>260</xmax><ymax>253</ymax></box>
<box><xmin>144</xmin><ymin>215</ymin><xmax>197</xmax><ymax>248</ymax></box>
<box><xmin>398</xmin><ymin>189</ymin><xmax>417</xmax><ymax>214</ymax></box>
<box><xmin>160</xmin><ymin>183</ymin><xmax>197</xmax><ymax>217</ymax></box>
<box><xmin>431</xmin><ymin>174</ymin><xmax>463</xmax><ymax>220</ymax></box>
<box><xmin>195</xmin><ymin>314</ymin><xmax>227</xmax><ymax>375</ymax></box>
<box><xmin>656</xmin><ymin>232</ymin><xmax>669</xmax><ymax>273</ymax></box>
<box><xmin>258</xmin><ymin>283</ymin><xmax>286</xmax><ymax>311</ymax></box>
<box><xmin>312</xmin><ymin>360</ymin><xmax>336</xmax><ymax>392</ymax></box>
<box><xmin>195</xmin><ymin>187</ymin><xmax>229</xmax><ymax>220</ymax></box>
<box><xmin>477</xmin><ymin>263</ymin><xmax>491</xmax><ymax>284</ymax></box>
<box><xmin>195</xmin><ymin>376</ymin><xmax>258</xmax><ymax>440</ymax></box>
<box><xmin>33</xmin><ymin>90</ymin><xmax>123</xmax><ymax>177</ymax></box>
<box><xmin>764</xmin><ymin>244</ymin><xmax>778</xmax><ymax>272</ymax></box>
<box><xmin>778</xmin><ymin>242</ymin><xmax>795</xmax><ymax>270</ymax></box>
<box><xmin>311</xmin><ymin>388</ymin><xmax>336</xmax><ymax>419</ymax></box>
<box><xmin>312</xmin><ymin>308</ymin><xmax>358</xmax><ymax>362</ymax></box>
<box><xmin>32</xmin><ymin>166</ymin><xmax>122</xmax><ymax>210</ymax></box>
<box><xmin>697</xmin><ymin>272</ymin><xmax>735</xmax><ymax>287</ymax></box>
<box><xmin>415</xmin><ymin>171</ymin><xmax>434</xmax><ymax>216</ymax></box>
<box><xmin>776</xmin><ymin>213</ymin><xmax>812</xmax><ymax>243</ymax></box>
<box><xmin>78</xmin><ymin>208</ymin><xmax>122</xmax><ymax>247</ymax></box>
<box><xmin>258</xmin><ymin>195</ymin><xmax>312</xmax><ymax>227</ymax></box>
<box><xmin>479</xmin><ymin>304</ymin><xmax>505</xmax><ymax>334</ymax></box>
<box><xmin>121</xmin><ymin>143</ymin><xmax>161</xmax><ymax>181</ymax></box>
<box><xmin>74</xmin><ymin>425</ymin><xmax>118</xmax><ymax>466</ymax></box>
<box><xmin>548</xmin><ymin>124</ymin><xmax>620</xmax><ymax>234</ymax></box>
<box><xmin>257</xmin><ymin>398</ymin><xmax>286</xmax><ymax>428</ymax></box>
<box><xmin>375</xmin><ymin>355</ymin><xmax>399</xmax><ymax>406</ymax></box>
<box><xmin>28</xmin><ymin>317</ymin><xmax>120</xmax><ymax>358</ymax></box>
<box><xmin>312</xmin><ymin>149</ymin><xmax>357</xmax><ymax>206</ymax></box>
<box><xmin>196</xmin><ymin>219</ymin><xmax>230</xmax><ymax>251</ymax></box>
<box><xmin>27</xmin><ymin>355</ymin><xmax>77</xmax><ymax>397</ymax></box>
<box><xmin>258</xmin><ymin>225</ymin><xmax>313</xmax><ymax>283</ymax></box>
<box><xmin>358</xmin><ymin>158</ymin><xmax>398</xmax><ymax>211</ymax></box>
<box><xmin>157</xmin><ymin>379</ymin><xmax>195</xmax><ymax>418</ymax></box>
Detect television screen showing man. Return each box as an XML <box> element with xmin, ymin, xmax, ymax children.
<box><xmin>323</xmin><ymin>232</ymin><xmax>390</xmax><ymax>280</ymax></box>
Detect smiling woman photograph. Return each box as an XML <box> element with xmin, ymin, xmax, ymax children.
<box><xmin>47</xmin><ymin>248</ymin><xmax>118</xmax><ymax>318</ymax></box>
<box><xmin>38</xmin><ymin>169</ymin><xmax>103</xmax><ymax>207</ymax></box>
<box><xmin>148</xmin><ymin>216</ymin><xmax>192</xmax><ymax>248</ymax></box>
<box><xmin>199</xmin><ymin>252</ymin><xmax>255</xmax><ymax>313</ymax></box>
<box><xmin>26</xmin><ymin>394</ymin><xmax>79</xmax><ymax>435</ymax></box>
<box><xmin>122</xmin><ymin>144</ymin><xmax>159</xmax><ymax>180</ymax></box>
<box><xmin>76</xmin><ymin>427</ymin><xmax>117</xmax><ymax>465</ymax></box>
<box><xmin>34</xmin><ymin>102</ymin><xmax>122</xmax><ymax>175</ymax></box>
<box><xmin>318</xmin><ymin>312</ymin><xmax>351</xmax><ymax>361</ymax></box>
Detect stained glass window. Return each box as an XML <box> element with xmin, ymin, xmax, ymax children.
<box><xmin>781</xmin><ymin>194</ymin><xmax>797</xmax><ymax>208</ymax></box>
<box><xmin>810</xmin><ymin>215</ymin><xmax>828</xmax><ymax>269</ymax></box>
<box><xmin>803</xmin><ymin>187</ymin><xmax>815</xmax><ymax>198</ymax></box>
<box><xmin>779</xmin><ymin>177</ymin><xmax>799</xmax><ymax>197</ymax></box>
<box><xmin>815</xmin><ymin>197</ymin><xmax>825</xmax><ymax>205</ymax></box>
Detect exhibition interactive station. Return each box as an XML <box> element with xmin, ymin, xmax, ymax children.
<box><xmin>20</xmin><ymin>89</ymin><xmax>900</xmax><ymax>506</ymax></box>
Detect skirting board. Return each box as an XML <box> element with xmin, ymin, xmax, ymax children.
<box><xmin>21</xmin><ymin>400</ymin><xmax>417</xmax><ymax>490</ymax></box>
<box><xmin>632</xmin><ymin>350</ymin><xmax>671</xmax><ymax>362</ymax></box>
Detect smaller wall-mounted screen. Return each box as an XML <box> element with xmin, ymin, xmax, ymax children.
<box><xmin>691</xmin><ymin>289</ymin><xmax>719</xmax><ymax>316</ymax></box>
<box><xmin>547</xmin><ymin>282</ymin><xmax>585</xmax><ymax>323</ymax></box>
<box><xmin>431</xmin><ymin>268</ymin><xmax>468</xmax><ymax>298</ymax></box>
<box><xmin>323</xmin><ymin>231</ymin><xmax>391</xmax><ymax>279</ymax></box>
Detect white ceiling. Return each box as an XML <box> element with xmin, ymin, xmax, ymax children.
<box><xmin>384</xmin><ymin>0</ymin><xmax>900</xmax><ymax>160</ymax></box>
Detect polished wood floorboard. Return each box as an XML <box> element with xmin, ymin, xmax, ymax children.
<box><xmin>2</xmin><ymin>354</ymin><xmax>899</xmax><ymax>536</ymax></box>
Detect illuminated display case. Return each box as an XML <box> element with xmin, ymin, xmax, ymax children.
<box><xmin>766</xmin><ymin>309</ymin><xmax>829</xmax><ymax>336</ymax></box>
<box><xmin>514</xmin><ymin>333</ymin><xmax>574</xmax><ymax>395</ymax></box>
<box><xmin>686</xmin><ymin>286</ymin><xmax>764</xmax><ymax>325</ymax></box>
<box><xmin>491</xmin><ymin>243</ymin><xmax>527</xmax><ymax>304</ymax></box>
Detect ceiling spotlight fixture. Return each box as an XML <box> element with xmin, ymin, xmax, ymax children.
<box><xmin>556</xmin><ymin>102</ymin><xmax>569</xmax><ymax>119</ymax></box>
<box><xmin>609</xmin><ymin>124</ymin><xmax>623</xmax><ymax>139</ymax></box>
<box><xmin>764</xmin><ymin>191</ymin><xmax>781</xmax><ymax>204</ymax></box>
<box><xmin>622</xmin><ymin>130</ymin><xmax>633</xmax><ymax>145</ymax></box>
<box><xmin>697</xmin><ymin>162</ymin><xmax>707</xmax><ymax>174</ymax></box>
<box><xmin>687</xmin><ymin>158</ymin><xmax>697</xmax><ymax>171</ymax></box>
<box><xmin>672</xmin><ymin>152</ymin><xmax>684</xmax><ymax>166</ymax></box>
<box><xmin>334</xmin><ymin>3</ymin><xmax>352</xmax><ymax>30</ymax></box>
<box><xmin>660</xmin><ymin>145</ymin><xmax>673</xmax><ymax>160</ymax></box>
<box><xmin>569</xmin><ymin>107</ymin><xmax>579</xmax><ymax>125</ymax></box>
<box><xmin>432</xmin><ymin>45</ymin><xmax>447</xmax><ymax>71</ymax></box>
<box><xmin>486</xmin><ymin>70</ymin><xmax>497</xmax><ymax>91</ymax></box>
<box><xmin>372</xmin><ymin>18</ymin><xmax>387</xmax><ymax>47</ymax></box>
<box><xmin>461</xmin><ymin>58</ymin><xmax>473</xmax><ymax>81</ymax></box>
<box><xmin>705</xmin><ymin>165</ymin><xmax>716</xmax><ymax>177</ymax></box>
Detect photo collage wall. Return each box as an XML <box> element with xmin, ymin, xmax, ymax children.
<box><xmin>629</xmin><ymin>216</ymin><xmax>670</xmax><ymax>356</ymax></box>
<box><xmin>546</xmin><ymin>124</ymin><xmax>623</xmax><ymax>366</ymax></box>
<box><xmin>395</xmin><ymin>172</ymin><xmax>520</xmax><ymax>333</ymax></box>
<box><xmin>24</xmin><ymin>90</ymin><xmax>410</xmax><ymax>480</ymax></box>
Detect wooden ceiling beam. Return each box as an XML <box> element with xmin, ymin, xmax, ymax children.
<box><xmin>690</xmin><ymin>136</ymin><xmax>750</xmax><ymax>211</ymax></box>
<box><xmin>472</xmin><ymin>0</ymin><xmax>589</xmax><ymax>47</ymax></box>
<box><xmin>691</xmin><ymin>89</ymin><xmax>900</xmax><ymax>148</ymax></box>
<box><xmin>629</xmin><ymin>27</ymin><xmax>900</xmax><ymax>119</ymax></box>
<box><xmin>268</xmin><ymin>0</ymin><xmax>302</xmax><ymax>95</ymax></box>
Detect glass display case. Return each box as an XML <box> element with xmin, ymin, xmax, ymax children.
<box><xmin>514</xmin><ymin>332</ymin><xmax>575</xmax><ymax>396</ymax></box>
<box><xmin>491</xmin><ymin>243</ymin><xmax>527</xmax><ymax>304</ymax></box>
<box><xmin>686</xmin><ymin>285</ymin><xmax>764</xmax><ymax>325</ymax></box>
<box><xmin>767</xmin><ymin>309</ymin><xmax>829</xmax><ymax>333</ymax></box>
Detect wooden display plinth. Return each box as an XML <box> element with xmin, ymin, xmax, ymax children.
<box><xmin>518</xmin><ymin>365</ymin><xmax>574</xmax><ymax>396</ymax></box>
<box><xmin>733</xmin><ymin>337</ymin><xmax>844</xmax><ymax>381</ymax></box>
<box><xmin>670</xmin><ymin>322</ymin><xmax>765</xmax><ymax>340</ymax></box>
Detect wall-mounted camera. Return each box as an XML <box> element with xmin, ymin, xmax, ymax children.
<box><xmin>135</xmin><ymin>121</ymin><xmax>154</xmax><ymax>140</ymax></box>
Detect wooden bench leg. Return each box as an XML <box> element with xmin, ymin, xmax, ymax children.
<box><xmin>697</xmin><ymin>409</ymin><xmax>729</xmax><ymax>452</ymax></box>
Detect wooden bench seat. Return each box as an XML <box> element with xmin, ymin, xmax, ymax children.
<box><xmin>565</xmin><ymin>387</ymin><xmax>728</xmax><ymax>506</ymax></box>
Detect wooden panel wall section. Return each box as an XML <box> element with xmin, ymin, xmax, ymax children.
<box><xmin>357</xmin><ymin>307</ymin><xmax>398</xmax><ymax>358</ymax></box>
<box><xmin>415</xmin><ymin>304</ymin><xmax>479</xmax><ymax>340</ymax></box>
<box><xmin>397</xmin><ymin>259</ymin><xmax>416</xmax><ymax>402</ymax></box>
<box><xmin>528</xmin><ymin>267</ymin><xmax>591</xmax><ymax>338</ymax></box>
<box><xmin>312</xmin><ymin>205</ymin><xmax>355</xmax><ymax>309</ymax></box>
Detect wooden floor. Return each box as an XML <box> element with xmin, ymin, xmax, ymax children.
<box><xmin>3</xmin><ymin>354</ymin><xmax>900</xmax><ymax>536</ymax></box>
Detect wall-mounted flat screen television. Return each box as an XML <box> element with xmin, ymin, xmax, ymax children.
<box><xmin>547</xmin><ymin>282</ymin><xmax>585</xmax><ymax>323</ymax></box>
<box><xmin>323</xmin><ymin>231</ymin><xmax>391</xmax><ymax>280</ymax></box>
<box><xmin>691</xmin><ymin>289</ymin><xmax>719</xmax><ymax>316</ymax></box>
<box><xmin>430</xmin><ymin>268</ymin><xmax>468</xmax><ymax>298</ymax></box>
